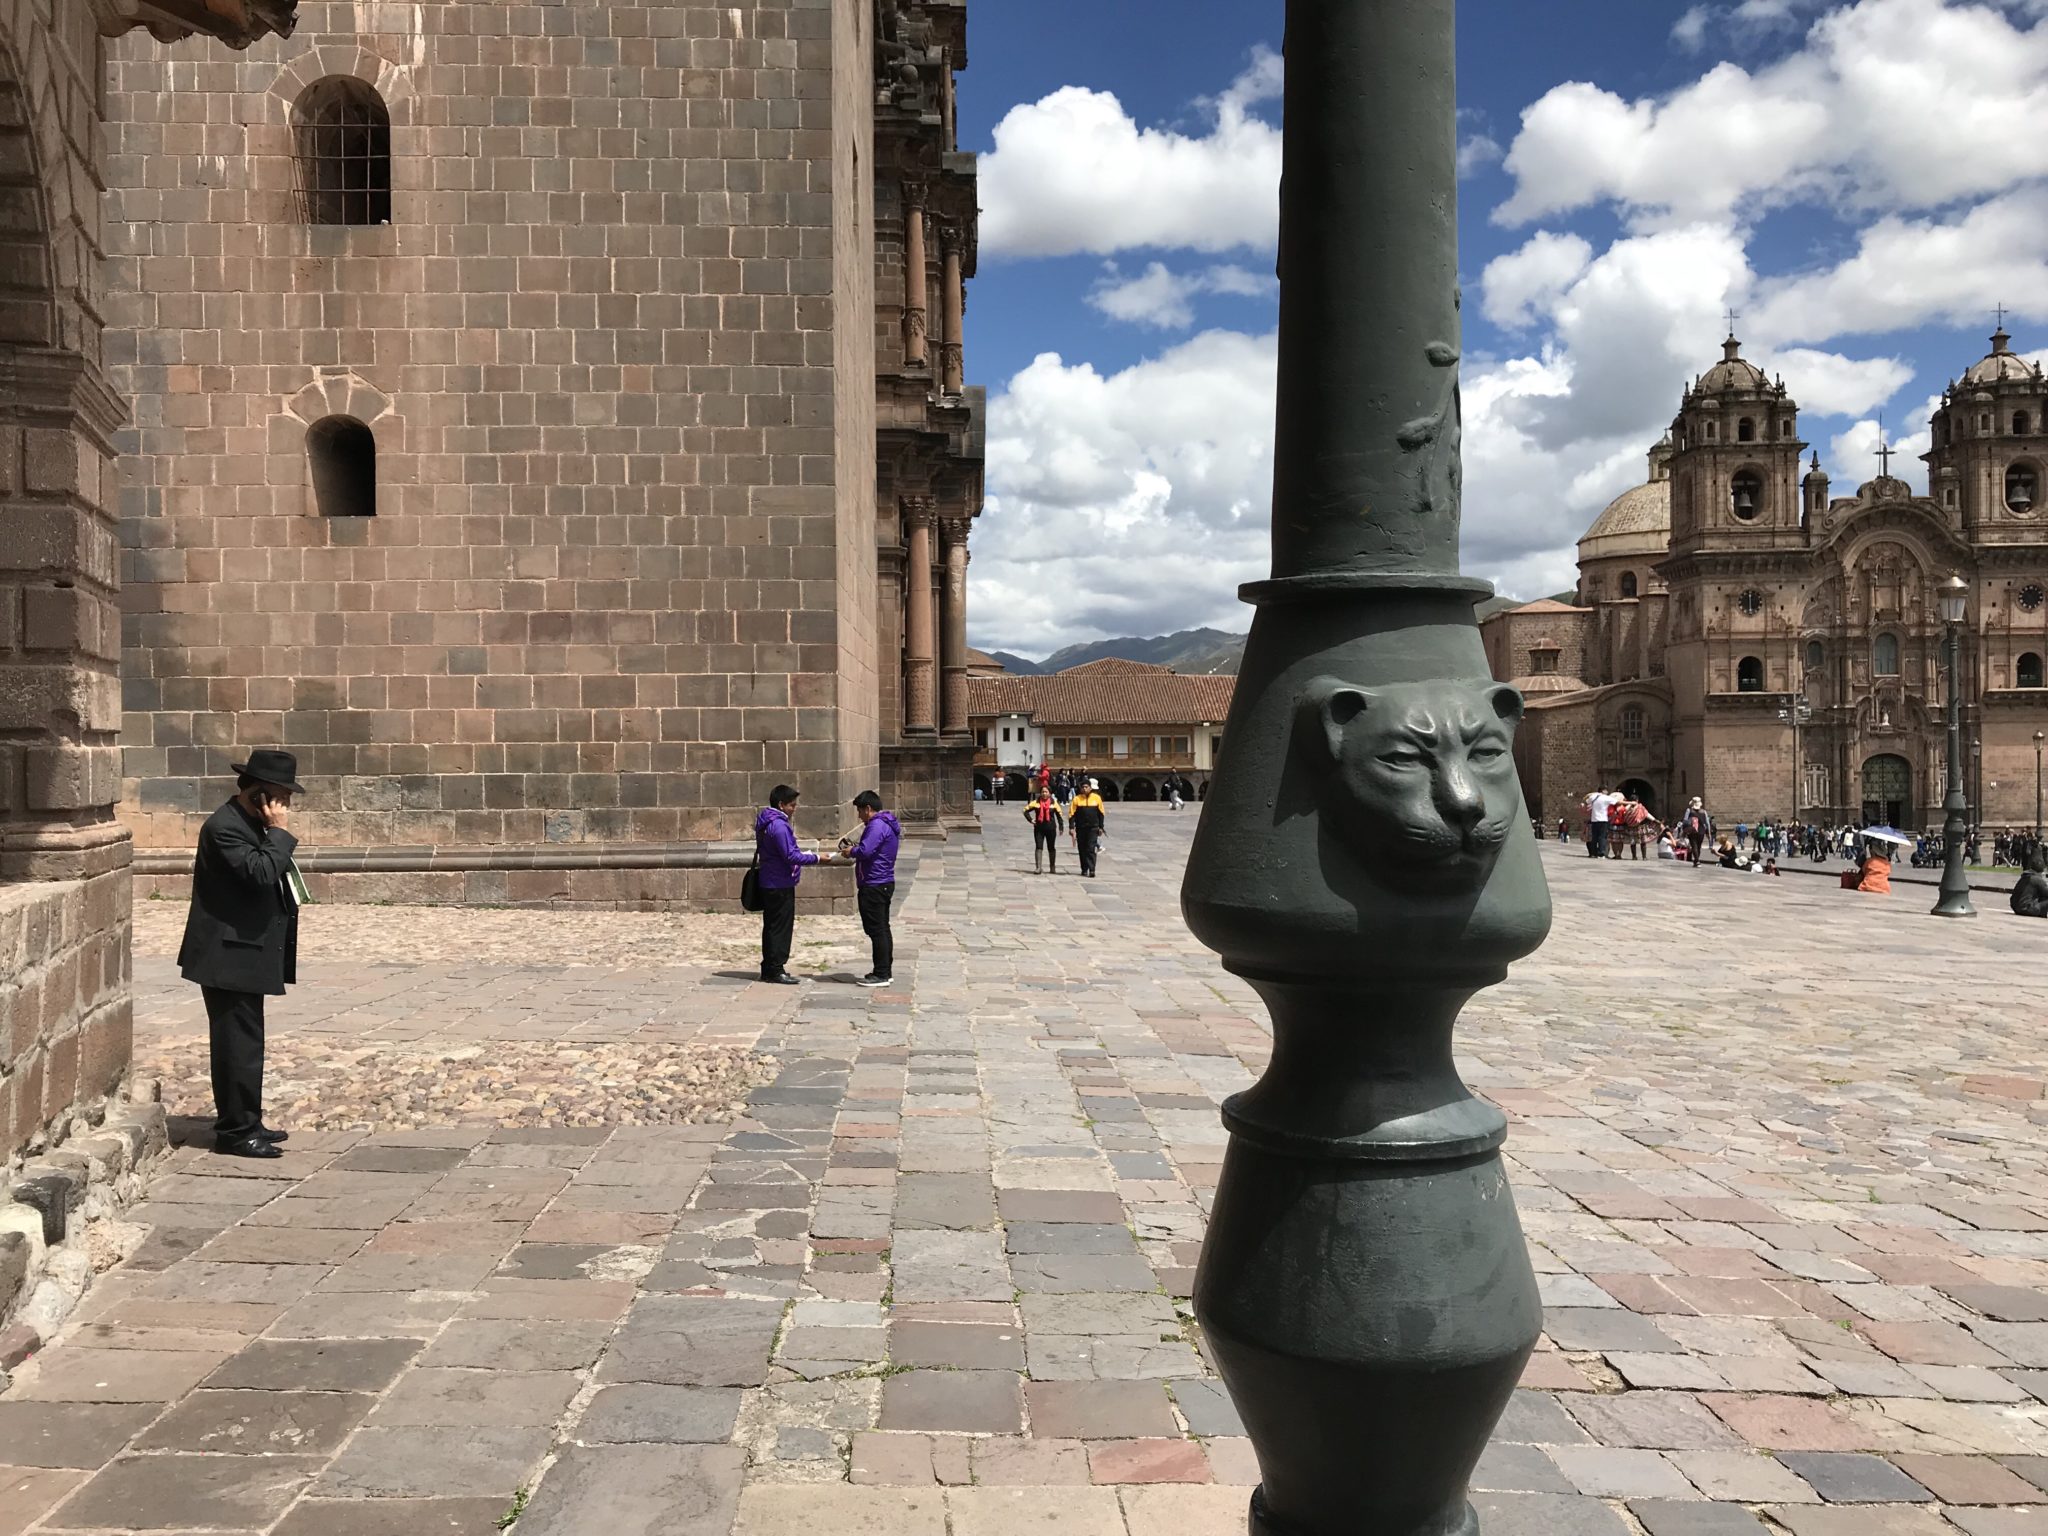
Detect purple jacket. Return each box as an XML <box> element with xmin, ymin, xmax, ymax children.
<box><xmin>848</xmin><ymin>811</ymin><xmax>901</xmax><ymax>887</ymax></box>
<box><xmin>753</xmin><ymin>806</ymin><xmax>818</xmax><ymax>890</ymax></box>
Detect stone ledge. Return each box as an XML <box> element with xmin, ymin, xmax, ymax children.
<box><xmin>0</xmin><ymin>1094</ymin><xmax>170</xmax><ymax>1381</ymax></box>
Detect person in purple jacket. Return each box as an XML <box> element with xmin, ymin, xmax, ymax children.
<box><xmin>843</xmin><ymin>789</ymin><xmax>902</xmax><ymax>988</ymax></box>
<box><xmin>754</xmin><ymin>784</ymin><xmax>829</xmax><ymax>984</ymax></box>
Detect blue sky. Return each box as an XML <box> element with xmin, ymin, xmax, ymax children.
<box><xmin>958</xmin><ymin>0</ymin><xmax>2048</xmax><ymax>656</ymax></box>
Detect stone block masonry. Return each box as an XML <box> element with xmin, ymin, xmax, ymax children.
<box><xmin>106</xmin><ymin>0</ymin><xmax>885</xmax><ymax>867</ymax></box>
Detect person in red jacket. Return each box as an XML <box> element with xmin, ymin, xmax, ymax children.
<box><xmin>1024</xmin><ymin>789</ymin><xmax>1064</xmax><ymax>873</ymax></box>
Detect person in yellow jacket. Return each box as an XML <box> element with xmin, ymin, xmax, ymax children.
<box><xmin>1068</xmin><ymin>779</ymin><xmax>1107</xmax><ymax>878</ymax></box>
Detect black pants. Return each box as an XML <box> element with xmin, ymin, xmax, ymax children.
<box><xmin>1034</xmin><ymin>825</ymin><xmax>1057</xmax><ymax>871</ymax></box>
<box><xmin>858</xmin><ymin>882</ymin><xmax>895</xmax><ymax>979</ymax></box>
<box><xmin>202</xmin><ymin>986</ymin><xmax>265</xmax><ymax>1140</ymax></box>
<box><xmin>759</xmin><ymin>887</ymin><xmax>797</xmax><ymax>979</ymax></box>
<box><xmin>1077</xmin><ymin>829</ymin><xmax>1100</xmax><ymax>876</ymax></box>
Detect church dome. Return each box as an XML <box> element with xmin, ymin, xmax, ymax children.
<box><xmin>1578</xmin><ymin>439</ymin><xmax>1672</xmax><ymax>562</ymax></box>
<box><xmin>1697</xmin><ymin>335</ymin><xmax>1770</xmax><ymax>395</ymax></box>
<box><xmin>1962</xmin><ymin>327</ymin><xmax>2036</xmax><ymax>386</ymax></box>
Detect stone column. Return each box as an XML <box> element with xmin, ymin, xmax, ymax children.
<box><xmin>903</xmin><ymin>497</ymin><xmax>937</xmax><ymax>735</ymax></box>
<box><xmin>941</xmin><ymin>518</ymin><xmax>970</xmax><ymax>735</ymax></box>
<box><xmin>901</xmin><ymin>183</ymin><xmax>929</xmax><ymax>369</ymax></box>
<box><xmin>939</xmin><ymin>229</ymin><xmax>965</xmax><ymax>396</ymax></box>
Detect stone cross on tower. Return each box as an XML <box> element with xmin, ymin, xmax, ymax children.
<box><xmin>1723</xmin><ymin>306</ymin><xmax>1741</xmax><ymax>338</ymax></box>
<box><xmin>1875</xmin><ymin>433</ymin><xmax>1894</xmax><ymax>478</ymax></box>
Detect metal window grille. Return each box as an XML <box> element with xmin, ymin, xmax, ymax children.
<box><xmin>294</xmin><ymin>79</ymin><xmax>391</xmax><ymax>227</ymax></box>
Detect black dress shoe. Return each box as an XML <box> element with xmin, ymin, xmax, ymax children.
<box><xmin>256</xmin><ymin>1126</ymin><xmax>288</xmax><ymax>1144</ymax></box>
<box><xmin>763</xmin><ymin>973</ymin><xmax>801</xmax><ymax>986</ymax></box>
<box><xmin>214</xmin><ymin>1135</ymin><xmax>283</xmax><ymax>1160</ymax></box>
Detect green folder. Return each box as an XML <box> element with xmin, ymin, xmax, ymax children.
<box><xmin>285</xmin><ymin>860</ymin><xmax>312</xmax><ymax>907</ymax></box>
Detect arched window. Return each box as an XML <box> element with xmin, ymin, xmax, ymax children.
<box><xmin>294</xmin><ymin>78</ymin><xmax>392</xmax><ymax>227</ymax></box>
<box><xmin>1619</xmin><ymin>705</ymin><xmax>1645</xmax><ymax>742</ymax></box>
<box><xmin>308</xmin><ymin>415</ymin><xmax>377</xmax><ymax>517</ymax></box>
<box><xmin>2021</xmin><ymin>653</ymin><xmax>2045</xmax><ymax>689</ymax></box>
<box><xmin>1730</xmin><ymin>469</ymin><xmax>1762</xmax><ymax>521</ymax></box>
<box><xmin>2017</xmin><ymin>411</ymin><xmax>2032</xmax><ymax>436</ymax></box>
<box><xmin>1619</xmin><ymin>570</ymin><xmax>1639</xmax><ymax>599</ymax></box>
<box><xmin>1738</xmin><ymin>417</ymin><xmax>1755</xmax><ymax>442</ymax></box>
<box><xmin>2007</xmin><ymin>462</ymin><xmax>2038</xmax><ymax>513</ymax></box>
<box><xmin>1737</xmin><ymin>656</ymin><xmax>1764</xmax><ymax>692</ymax></box>
<box><xmin>1805</xmin><ymin>639</ymin><xmax>1825</xmax><ymax>672</ymax></box>
<box><xmin>1780</xmin><ymin>419</ymin><xmax>1794</xmax><ymax>437</ymax></box>
<box><xmin>1873</xmin><ymin>632</ymin><xmax>1900</xmax><ymax>676</ymax></box>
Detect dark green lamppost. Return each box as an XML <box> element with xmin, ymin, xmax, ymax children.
<box><xmin>1933</xmin><ymin>574</ymin><xmax>1975</xmax><ymax>918</ymax></box>
<box><xmin>1181</xmin><ymin>4</ymin><xmax>1551</xmax><ymax>1533</ymax></box>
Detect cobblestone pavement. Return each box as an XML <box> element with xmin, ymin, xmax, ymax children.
<box><xmin>6</xmin><ymin>809</ymin><xmax>2048</xmax><ymax>1535</ymax></box>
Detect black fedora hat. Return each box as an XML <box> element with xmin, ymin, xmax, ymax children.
<box><xmin>232</xmin><ymin>749</ymin><xmax>305</xmax><ymax>794</ymax></box>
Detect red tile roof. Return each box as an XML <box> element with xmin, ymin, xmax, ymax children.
<box><xmin>968</xmin><ymin>664</ymin><xmax>1236</xmax><ymax>728</ymax></box>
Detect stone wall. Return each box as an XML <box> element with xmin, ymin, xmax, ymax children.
<box><xmin>106</xmin><ymin>0</ymin><xmax>873</xmax><ymax>860</ymax></box>
<box><xmin>0</xmin><ymin>0</ymin><xmax>138</xmax><ymax>1165</ymax></box>
<box><xmin>0</xmin><ymin>878</ymin><xmax>131</xmax><ymax>1169</ymax></box>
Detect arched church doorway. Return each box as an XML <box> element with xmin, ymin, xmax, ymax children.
<box><xmin>1861</xmin><ymin>754</ymin><xmax>1912</xmax><ymax>829</ymax></box>
<box><xmin>1619</xmin><ymin>779</ymin><xmax>1656</xmax><ymax>815</ymax></box>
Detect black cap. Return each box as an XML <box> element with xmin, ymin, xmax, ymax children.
<box><xmin>232</xmin><ymin>749</ymin><xmax>305</xmax><ymax>794</ymax></box>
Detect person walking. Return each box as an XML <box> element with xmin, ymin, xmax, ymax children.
<box><xmin>1024</xmin><ymin>787</ymin><xmax>1063</xmax><ymax>873</ymax></box>
<box><xmin>1584</xmin><ymin>788</ymin><xmax>1614</xmax><ymax>859</ymax></box>
<box><xmin>1069</xmin><ymin>778</ymin><xmax>1107</xmax><ymax>878</ymax></box>
<box><xmin>1678</xmin><ymin>797</ymin><xmax>1712</xmax><ymax>870</ymax></box>
<box><xmin>843</xmin><ymin>790</ymin><xmax>900</xmax><ymax>989</ymax></box>
<box><xmin>754</xmin><ymin>785</ymin><xmax>828</xmax><ymax>985</ymax></box>
<box><xmin>178</xmin><ymin>749</ymin><xmax>307</xmax><ymax>1160</ymax></box>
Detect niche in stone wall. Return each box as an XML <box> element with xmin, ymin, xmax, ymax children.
<box><xmin>308</xmin><ymin>415</ymin><xmax>376</xmax><ymax>517</ymax></box>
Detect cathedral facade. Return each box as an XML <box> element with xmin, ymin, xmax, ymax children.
<box><xmin>1485</xmin><ymin>328</ymin><xmax>2048</xmax><ymax>834</ymax></box>
<box><xmin>102</xmin><ymin>0</ymin><xmax>980</xmax><ymax>905</ymax></box>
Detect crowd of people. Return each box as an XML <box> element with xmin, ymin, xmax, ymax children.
<box><xmin>1555</xmin><ymin>785</ymin><xmax>2048</xmax><ymax>912</ymax></box>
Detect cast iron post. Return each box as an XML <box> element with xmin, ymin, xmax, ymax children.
<box><xmin>1933</xmin><ymin>581</ymin><xmax>1975</xmax><ymax>917</ymax></box>
<box><xmin>1181</xmin><ymin>4</ymin><xmax>1551</xmax><ymax>1533</ymax></box>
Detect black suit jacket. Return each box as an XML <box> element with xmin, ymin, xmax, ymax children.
<box><xmin>178</xmin><ymin>799</ymin><xmax>300</xmax><ymax>996</ymax></box>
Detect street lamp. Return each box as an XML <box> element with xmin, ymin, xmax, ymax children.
<box><xmin>1777</xmin><ymin>693</ymin><xmax>1813</xmax><ymax>820</ymax></box>
<box><xmin>2035</xmin><ymin>730</ymin><xmax>2044</xmax><ymax>837</ymax></box>
<box><xmin>1933</xmin><ymin>574</ymin><xmax>1975</xmax><ymax>917</ymax></box>
<box><xmin>1181</xmin><ymin>4</ymin><xmax>1547</xmax><ymax>1532</ymax></box>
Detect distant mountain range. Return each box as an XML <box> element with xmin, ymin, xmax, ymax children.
<box><xmin>989</xmin><ymin>598</ymin><xmax>1538</xmax><ymax>676</ymax></box>
<box><xmin>987</xmin><ymin>627</ymin><xmax>1250</xmax><ymax>676</ymax></box>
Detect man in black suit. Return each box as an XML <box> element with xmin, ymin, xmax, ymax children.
<box><xmin>178</xmin><ymin>749</ymin><xmax>305</xmax><ymax>1159</ymax></box>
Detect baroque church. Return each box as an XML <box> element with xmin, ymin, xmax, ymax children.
<box><xmin>1483</xmin><ymin>326</ymin><xmax>2048</xmax><ymax>834</ymax></box>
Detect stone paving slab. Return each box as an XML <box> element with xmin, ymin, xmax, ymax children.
<box><xmin>8</xmin><ymin>812</ymin><xmax>2048</xmax><ymax>1532</ymax></box>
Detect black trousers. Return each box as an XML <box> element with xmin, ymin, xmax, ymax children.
<box><xmin>857</xmin><ymin>882</ymin><xmax>895</xmax><ymax>979</ymax></box>
<box><xmin>1034</xmin><ymin>825</ymin><xmax>1057</xmax><ymax>870</ymax></box>
<box><xmin>759</xmin><ymin>887</ymin><xmax>797</xmax><ymax>979</ymax></box>
<box><xmin>202</xmin><ymin>986</ymin><xmax>265</xmax><ymax>1140</ymax></box>
<box><xmin>1077</xmin><ymin>829</ymin><xmax>1100</xmax><ymax>875</ymax></box>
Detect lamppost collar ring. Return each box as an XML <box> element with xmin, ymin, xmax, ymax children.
<box><xmin>1240</xmin><ymin>572</ymin><xmax>1497</xmax><ymax>606</ymax></box>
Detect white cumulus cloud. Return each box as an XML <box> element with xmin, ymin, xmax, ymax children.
<box><xmin>971</xmin><ymin>331</ymin><xmax>1277</xmax><ymax>654</ymax></box>
<box><xmin>1087</xmin><ymin>262</ymin><xmax>1277</xmax><ymax>329</ymax></box>
<box><xmin>1503</xmin><ymin>0</ymin><xmax>2048</xmax><ymax>228</ymax></box>
<box><xmin>978</xmin><ymin>52</ymin><xmax>1282</xmax><ymax>259</ymax></box>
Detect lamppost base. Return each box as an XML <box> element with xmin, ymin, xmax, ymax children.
<box><xmin>1930</xmin><ymin>898</ymin><xmax>1977</xmax><ymax>918</ymax></box>
<box><xmin>1246</xmin><ymin>1486</ymin><xmax>1480</xmax><ymax>1536</ymax></box>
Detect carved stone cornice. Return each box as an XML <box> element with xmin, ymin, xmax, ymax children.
<box><xmin>96</xmin><ymin>0</ymin><xmax>298</xmax><ymax>48</ymax></box>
